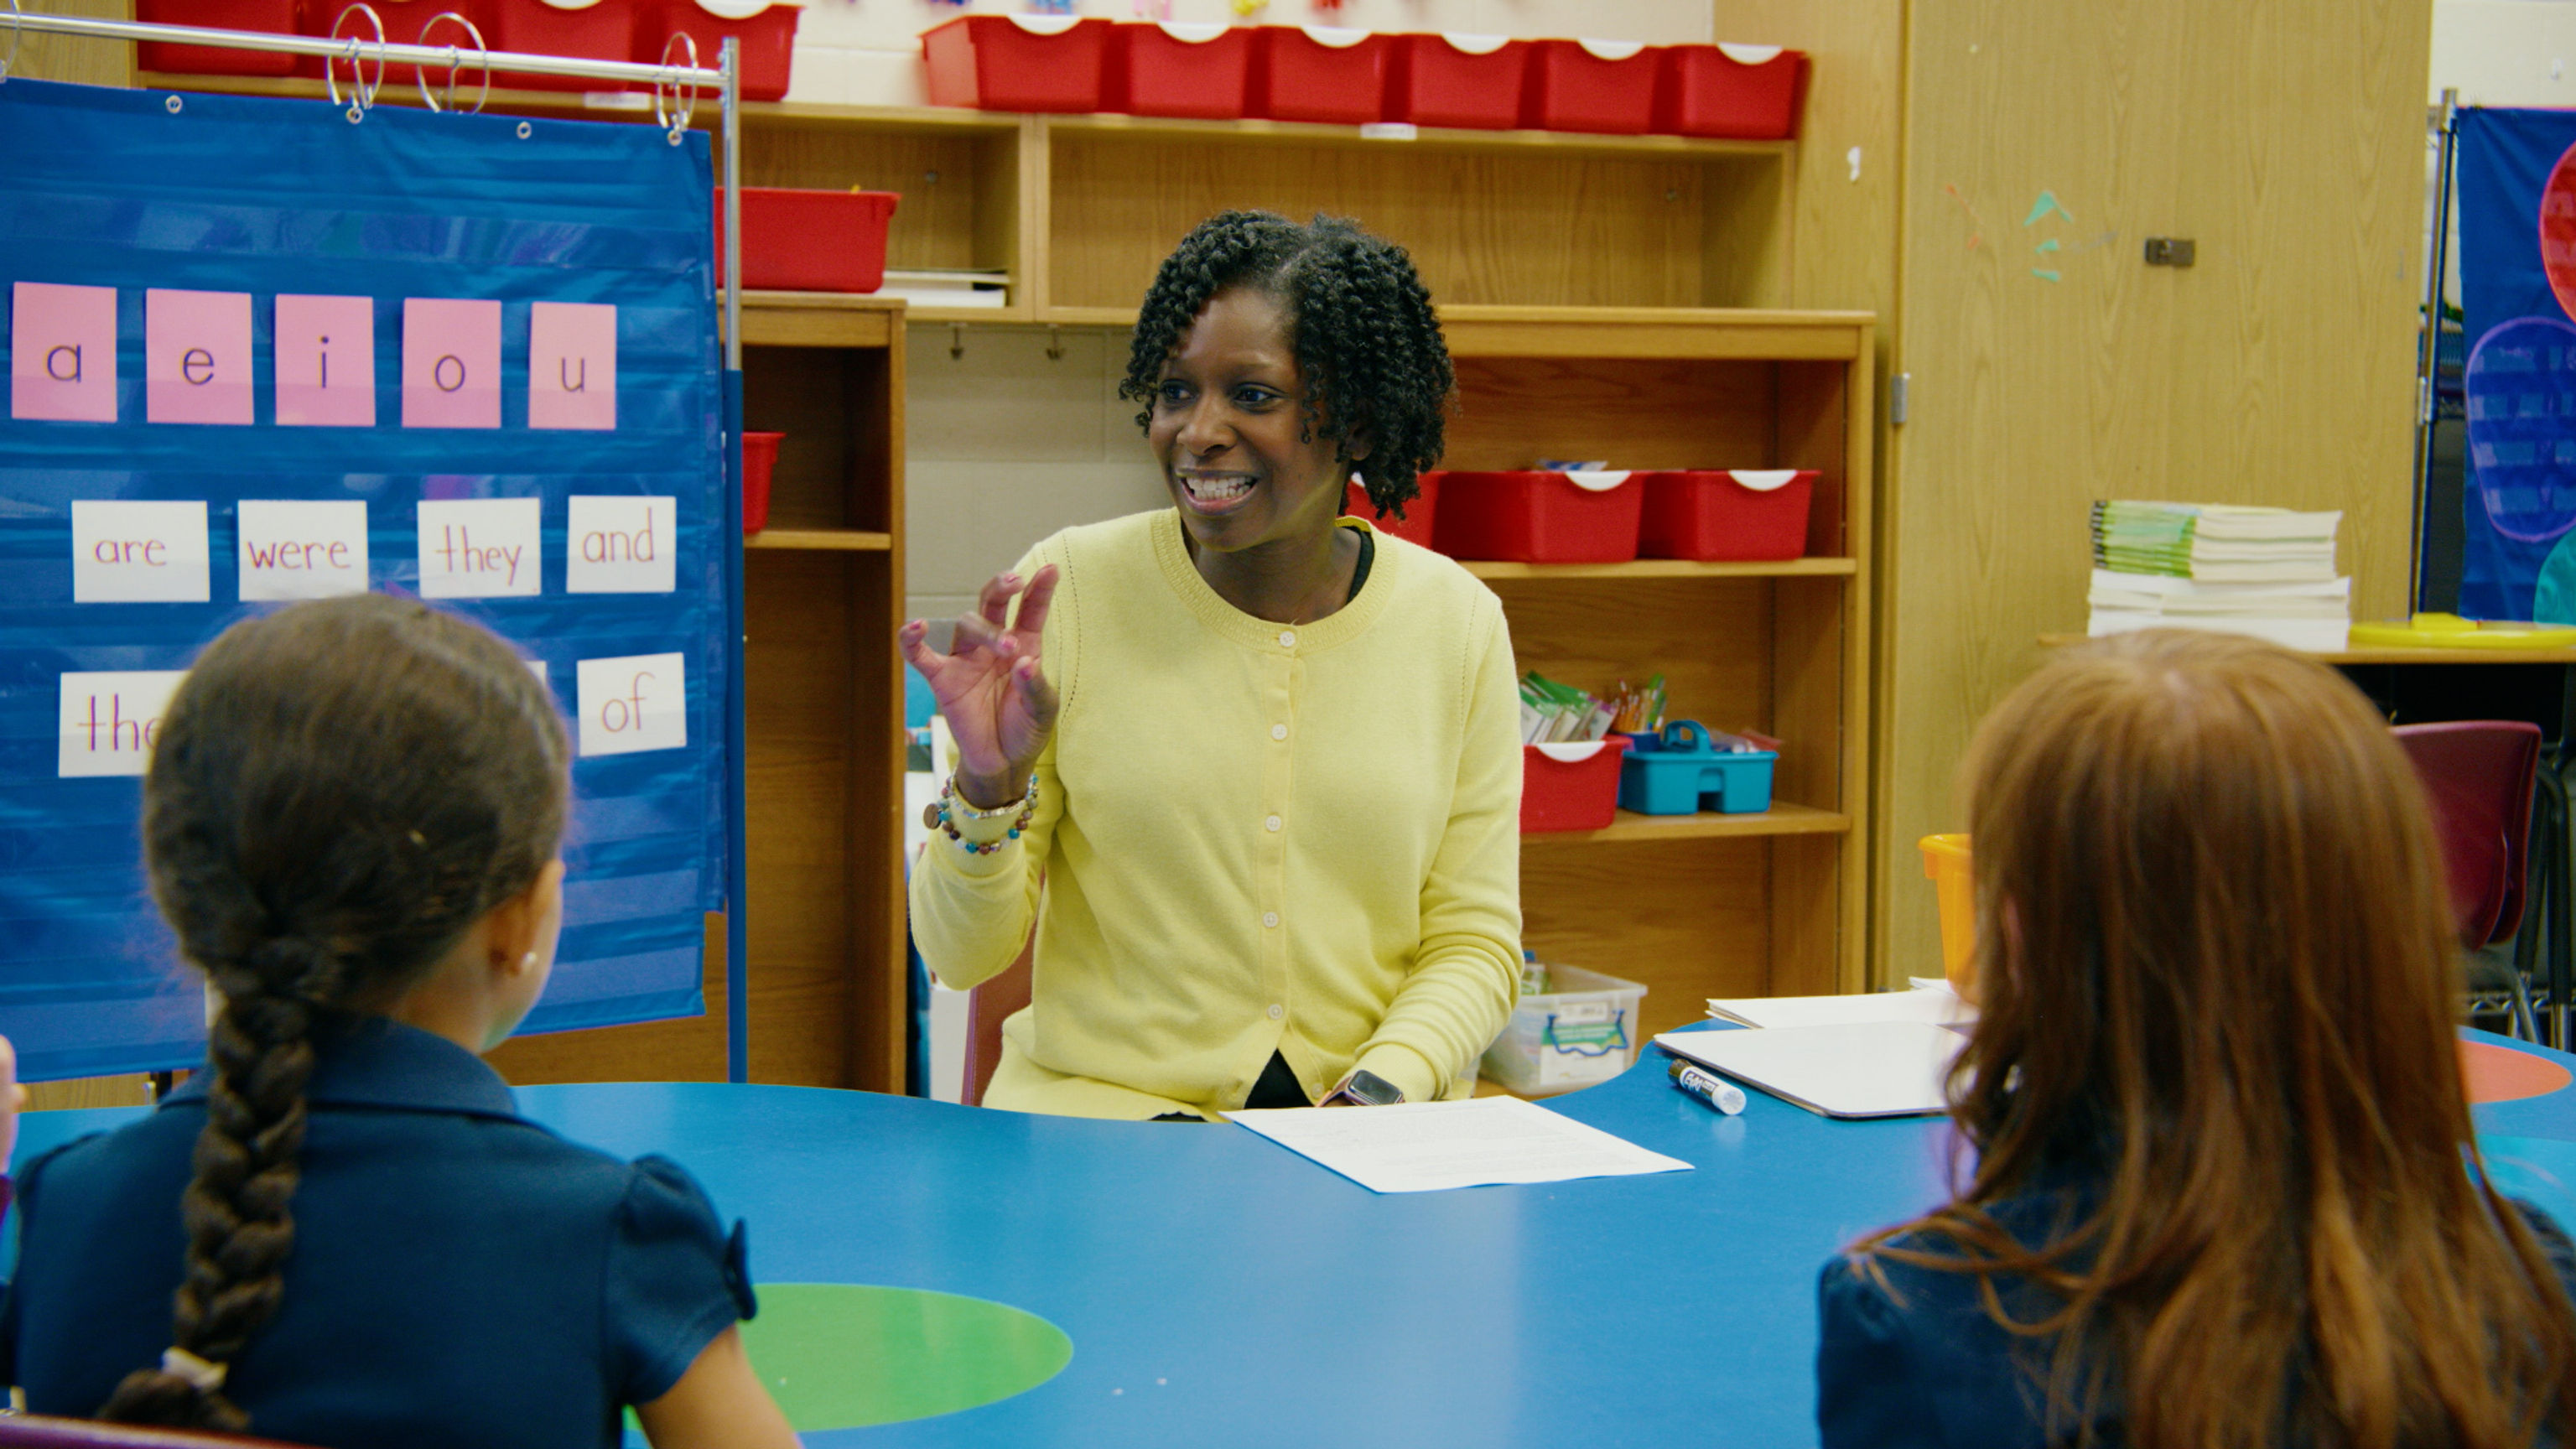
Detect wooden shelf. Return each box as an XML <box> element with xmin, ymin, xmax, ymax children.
<box><xmin>745</xmin><ymin>529</ymin><xmax>892</xmax><ymax>553</ymax></box>
<box><xmin>1466</xmin><ymin>558</ymin><xmax>1857</xmax><ymax>581</ymax></box>
<box><xmin>2038</xmin><ymin>633</ymin><xmax>2576</xmax><ymax>666</ymax></box>
<box><xmin>1041</xmin><ymin>110</ymin><xmax>1792</xmax><ymax>160</ymax></box>
<box><xmin>1521</xmin><ymin>802</ymin><xmax>1854</xmax><ymax>844</ymax></box>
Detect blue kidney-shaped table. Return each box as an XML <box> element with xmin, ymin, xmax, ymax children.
<box><xmin>18</xmin><ymin>1026</ymin><xmax>2576</xmax><ymax>1447</ymax></box>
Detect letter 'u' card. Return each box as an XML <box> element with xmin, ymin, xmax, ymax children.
<box><xmin>528</xmin><ymin>302</ymin><xmax>615</xmax><ymax>431</ymax></box>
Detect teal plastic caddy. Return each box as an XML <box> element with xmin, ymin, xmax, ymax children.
<box><xmin>1617</xmin><ymin>720</ymin><xmax>1779</xmax><ymax>814</ymax></box>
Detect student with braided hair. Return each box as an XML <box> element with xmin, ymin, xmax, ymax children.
<box><xmin>0</xmin><ymin>595</ymin><xmax>797</xmax><ymax>1449</ymax></box>
<box><xmin>904</xmin><ymin>210</ymin><xmax>1522</xmax><ymax>1119</ymax></box>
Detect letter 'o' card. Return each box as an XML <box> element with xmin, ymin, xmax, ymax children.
<box><xmin>529</xmin><ymin>301</ymin><xmax>615</xmax><ymax>431</ymax></box>
<box><xmin>578</xmin><ymin>652</ymin><xmax>687</xmax><ymax>757</ymax></box>
<box><xmin>11</xmin><ymin>281</ymin><xmax>118</xmax><ymax>423</ymax></box>
<box><xmin>402</xmin><ymin>298</ymin><xmax>501</xmax><ymax>429</ymax></box>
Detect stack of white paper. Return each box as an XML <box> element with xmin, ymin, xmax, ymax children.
<box><xmin>2087</xmin><ymin>501</ymin><xmax>2350</xmax><ymax>651</ymax></box>
<box><xmin>1706</xmin><ymin>988</ymin><xmax>1973</xmax><ymax>1030</ymax></box>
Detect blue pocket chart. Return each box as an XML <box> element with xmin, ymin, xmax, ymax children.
<box><xmin>0</xmin><ymin>77</ymin><xmax>728</xmax><ymax>1080</ymax></box>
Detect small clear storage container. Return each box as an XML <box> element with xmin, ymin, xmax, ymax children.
<box><xmin>1481</xmin><ymin>963</ymin><xmax>1648</xmax><ymax>1094</ymax></box>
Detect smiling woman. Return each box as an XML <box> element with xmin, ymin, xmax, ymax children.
<box><xmin>899</xmin><ymin>212</ymin><xmax>1522</xmax><ymax>1122</ymax></box>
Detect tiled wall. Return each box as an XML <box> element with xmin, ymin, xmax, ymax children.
<box><xmin>786</xmin><ymin>0</ymin><xmax>1726</xmax><ymax>110</ymax></box>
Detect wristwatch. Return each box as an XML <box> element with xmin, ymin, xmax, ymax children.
<box><xmin>1319</xmin><ymin>1068</ymin><xmax>1405</xmax><ymax>1108</ymax></box>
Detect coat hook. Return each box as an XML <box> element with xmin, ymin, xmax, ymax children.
<box><xmin>1045</xmin><ymin>325</ymin><xmax>1065</xmax><ymax>361</ymax></box>
<box><xmin>949</xmin><ymin>323</ymin><xmax>965</xmax><ymax>361</ymax></box>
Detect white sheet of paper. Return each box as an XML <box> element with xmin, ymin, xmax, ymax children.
<box><xmin>566</xmin><ymin>495</ymin><xmax>675</xmax><ymax>594</ymax></box>
<box><xmin>1706</xmin><ymin>986</ymin><xmax>1971</xmax><ymax>1031</ymax></box>
<box><xmin>1654</xmin><ymin>1021</ymin><xmax>1966</xmax><ymax>1119</ymax></box>
<box><xmin>59</xmin><ymin>670</ymin><xmax>186</xmax><ymax>777</ymax></box>
<box><xmin>577</xmin><ymin>652</ymin><xmax>686</xmax><ymax>756</ymax></box>
<box><xmin>70</xmin><ymin>500</ymin><xmax>210</xmax><ymax>603</ymax></box>
<box><xmin>236</xmin><ymin>500</ymin><xmax>368</xmax><ymax>600</ymax></box>
<box><xmin>418</xmin><ymin>497</ymin><xmax>541</xmax><ymax>599</ymax></box>
<box><xmin>1225</xmin><ymin>1095</ymin><xmax>1690</xmax><ymax>1193</ymax></box>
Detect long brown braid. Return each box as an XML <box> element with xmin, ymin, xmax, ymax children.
<box><xmin>97</xmin><ymin>595</ymin><xmax>568</xmax><ymax>1429</ymax></box>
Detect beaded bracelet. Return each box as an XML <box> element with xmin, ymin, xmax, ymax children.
<box><xmin>924</xmin><ymin>774</ymin><xmax>1038</xmax><ymax>854</ymax></box>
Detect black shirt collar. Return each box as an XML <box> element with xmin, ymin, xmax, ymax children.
<box><xmin>161</xmin><ymin>1013</ymin><xmax>522</xmax><ymax>1123</ymax></box>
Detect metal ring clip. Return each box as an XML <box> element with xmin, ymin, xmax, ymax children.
<box><xmin>325</xmin><ymin>3</ymin><xmax>386</xmax><ymax>125</ymax></box>
<box><xmin>0</xmin><ymin>0</ymin><xmax>23</xmax><ymax>85</ymax></box>
<box><xmin>654</xmin><ymin>30</ymin><xmax>699</xmax><ymax>146</ymax></box>
<box><xmin>413</xmin><ymin>11</ymin><xmax>489</xmax><ymax>115</ymax></box>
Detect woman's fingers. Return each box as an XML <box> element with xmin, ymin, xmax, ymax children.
<box><xmin>1010</xmin><ymin>564</ymin><xmax>1062</xmax><ymax>644</ymax></box>
<box><xmin>896</xmin><ymin>618</ymin><xmax>949</xmax><ymax>678</ymax></box>
<box><xmin>975</xmin><ymin>569</ymin><xmax>1025</xmax><ymax>629</ymax></box>
<box><xmin>1015</xmin><ymin>654</ymin><xmax>1062</xmax><ymax>734</ymax></box>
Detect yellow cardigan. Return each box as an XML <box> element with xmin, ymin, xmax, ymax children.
<box><xmin>909</xmin><ymin>508</ymin><xmax>1524</xmax><ymax>1119</ymax></box>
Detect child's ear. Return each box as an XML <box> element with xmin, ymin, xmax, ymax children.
<box><xmin>486</xmin><ymin>860</ymin><xmax>567</xmax><ymax>978</ymax></box>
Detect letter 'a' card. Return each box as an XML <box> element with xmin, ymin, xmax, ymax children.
<box><xmin>11</xmin><ymin>281</ymin><xmax>118</xmax><ymax>423</ymax></box>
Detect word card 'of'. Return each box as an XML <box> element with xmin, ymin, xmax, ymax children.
<box><xmin>578</xmin><ymin>652</ymin><xmax>687</xmax><ymax>756</ymax></box>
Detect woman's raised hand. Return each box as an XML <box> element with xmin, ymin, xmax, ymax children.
<box><xmin>898</xmin><ymin>565</ymin><xmax>1061</xmax><ymax>808</ymax></box>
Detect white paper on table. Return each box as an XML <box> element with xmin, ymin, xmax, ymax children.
<box><xmin>1706</xmin><ymin>986</ymin><xmax>1971</xmax><ymax>1031</ymax></box>
<box><xmin>1224</xmin><ymin>1095</ymin><xmax>1690</xmax><ymax>1194</ymax></box>
<box><xmin>1654</xmin><ymin>1021</ymin><xmax>1966</xmax><ymax>1119</ymax></box>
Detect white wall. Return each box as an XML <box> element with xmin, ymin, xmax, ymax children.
<box><xmin>2428</xmin><ymin>1</ymin><xmax>2576</xmax><ymax>302</ymax></box>
<box><xmin>786</xmin><ymin>0</ymin><xmax>1729</xmax><ymax>110</ymax></box>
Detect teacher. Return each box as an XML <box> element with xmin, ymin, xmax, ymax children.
<box><xmin>901</xmin><ymin>211</ymin><xmax>1523</xmax><ymax>1121</ymax></box>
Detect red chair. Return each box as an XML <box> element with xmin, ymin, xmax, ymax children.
<box><xmin>960</xmin><ymin>932</ymin><xmax>1035</xmax><ymax>1109</ymax></box>
<box><xmin>2395</xmin><ymin>720</ymin><xmax>2544</xmax><ymax>1037</ymax></box>
<box><xmin>0</xmin><ymin>1416</ymin><xmax>313</xmax><ymax>1448</ymax></box>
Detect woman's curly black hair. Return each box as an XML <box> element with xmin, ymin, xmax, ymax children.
<box><xmin>1119</xmin><ymin>210</ymin><xmax>1455</xmax><ymax>520</ymax></box>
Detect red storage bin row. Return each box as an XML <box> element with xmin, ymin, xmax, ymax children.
<box><xmin>918</xmin><ymin>18</ymin><xmax>1805</xmax><ymax>138</ymax></box>
<box><xmin>1343</xmin><ymin>475</ymin><xmax>1441</xmax><ymax>548</ymax></box>
<box><xmin>1523</xmin><ymin>739</ymin><xmax>1628</xmax><ymax>833</ymax></box>
<box><xmin>1419</xmin><ymin>469</ymin><xmax>1818</xmax><ymax>564</ymax></box>
<box><xmin>134</xmin><ymin>0</ymin><xmax>799</xmax><ymax>103</ymax></box>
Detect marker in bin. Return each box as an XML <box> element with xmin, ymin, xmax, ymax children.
<box><xmin>1669</xmin><ymin>1058</ymin><xmax>1746</xmax><ymax>1114</ymax></box>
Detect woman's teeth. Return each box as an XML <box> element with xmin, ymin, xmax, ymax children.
<box><xmin>1185</xmin><ymin>475</ymin><xmax>1253</xmax><ymax>502</ymax></box>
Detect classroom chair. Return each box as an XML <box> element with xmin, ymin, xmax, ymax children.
<box><xmin>2394</xmin><ymin>719</ymin><xmax>2544</xmax><ymax>1039</ymax></box>
<box><xmin>0</xmin><ymin>1416</ymin><xmax>313</xmax><ymax>1449</ymax></box>
<box><xmin>962</xmin><ymin>932</ymin><xmax>1035</xmax><ymax>1108</ymax></box>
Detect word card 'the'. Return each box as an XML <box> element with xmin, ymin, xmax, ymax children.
<box><xmin>59</xmin><ymin>670</ymin><xmax>187</xmax><ymax>777</ymax></box>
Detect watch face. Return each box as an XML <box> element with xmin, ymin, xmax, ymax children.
<box><xmin>1341</xmin><ymin>1069</ymin><xmax>1404</xmax><ymax>1107</ymax></box>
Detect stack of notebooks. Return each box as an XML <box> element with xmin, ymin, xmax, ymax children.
<box><xmin>2086</xmin><ymin>501</ymin><xmax>2350</xmax><ymax>652</ymax></box>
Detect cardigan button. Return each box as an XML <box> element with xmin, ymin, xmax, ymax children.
<box><xmin>1270</xmin><ymin>724</ymin><xmax>1288</xmax><ymax>740</ymax></box>
<box><xmin>1267</xmin><ymin>1004</ymin><xmax>1284</xmax><ymax>1021</ymax></box>
<box><xmin>1262</xmin><ymin>911</ymin><xmax>1280</xmax><ymax>928</ymax></box>
<box><xmin>1277</xmin><ymin>630</ymin><xmax>1296</xmax><ymax>648</ymax></box>
<box><xmin>1265</xmin><ymin>815</ymin><xmax>1282</xmax><ymax>832</ymax></box>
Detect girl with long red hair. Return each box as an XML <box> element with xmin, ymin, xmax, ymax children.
<box><xmin>1820</xmin><ymin>629</ymin><xmax>2576</xmax><ymax>1448</ymax></box>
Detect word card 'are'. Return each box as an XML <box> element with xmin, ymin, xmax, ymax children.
<box><xmin>274</xmin><ymin>294</ymin><xmax>376</xmax><ymax>428</ymax></box>
<box><xmin>11</xmin><ymin>281</ymin><xmax>118</xmax><ymax>423</ymax></box>
<box><xmin>402</xmin><ymin>298</ymin><xmax>501</xmax><ymax>429</ymax></box>
<box><xmin>566</xmin><ymin>496</ymin><xmax>676</xmax><ymax>594</ymax></box>
<box><xmin>417</xmin><ymin>496</ymin><xmax>542</xmax><ymax>598</ymax></box>
<box><xmin>59</xmin><ymin>670</ymin><xmax>187</xmax><ymax>778</ymax></box>
<box><xmin>71</xmin><ymin>500</ymin><xmax>211</xmax><ymax>603</ymax></box>
<box><xmin>528</xmin><ymin>302</ymin><xmax>615</xmax><ymax>431</ymax></box>
<box><xmin>577</xmin><ymin>652</ymin><xmax>687</xmax><ymax>757</ymax></box>
<box><xmin>236</xmin><ymin>500</ymin><xmax>370</xmax><ymax>600</ymax></box>
<box><xmin>145</xmin><ymin>288</ymin><xmax>254</xmax><ymax>426</ymax></box>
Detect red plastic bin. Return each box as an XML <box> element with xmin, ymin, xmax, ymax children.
<box><xmin>741</xmin><ymin>431</ymin><xmax>783</xmax><ymax>533</ymax></box>
<box><xmin>1639</xmin><ymin>469</ymin><xmax>1816</xmax><ymax>562</ymax></box>
<box><xmin>1520</xmin><ymin>38</ymin><xmax>1658</xmax><ymax>135</ymax></box>
<box><xmin>1654</xmin><ymin>43</ymin><xmax>1807</xmax><ymax>139</ymax></box>
<box><xmin>137</xmin><ymin>0</ymin><xmax>302</xmax><ymax>76</ymax></box>
<box><xmin>1523</xmin><ymin>739</ymin><xmax>1629</xmax><ymax>833</ymax></box>
<box><xmin>1343</xmin><ymin>475</ymin><xmax>1439</xmax><ymax>548</ymax></box>
<box><xmin>714</xmin><ymin>187</ymin><xmax>901</xmax><ymax>293</ymax></box>
<box><xmin>922</xmin><ymin>13</ymin><xmax>1112</xmax><ymax>114</ymax></box>
<box><xmin>1249</xmin><ymin>25</ymin><xmax>1391</xmax><ymax>125</ymax></box>
<box><xmin>1430</xmin><ymin>470</ymin><xmax>1644</xmax><ymax>564</ymax></box>
<box><xmin>485</xmin><ymin>0</ymin><xmax>642</xmax><ymax>92</ymax></box>
<box><xmin>1106</xmin><ymin>22</ymin><xmax>1252</xmax><ymax>120</ymax></box>
<box><xmin>1387</xmin><ymin>33</ymin><xmax>1530</xmax><ymax>130</ymax></box>
<box><xmin>647</xmin><ymin>1</ymin><xmax>800</xmax><ymax>103</ymax></box>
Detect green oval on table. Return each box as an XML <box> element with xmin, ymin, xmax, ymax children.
<box><xmin>739</xmin><ymin>1282</ymin><xmax>1073</xmax><ymax>1431</ymax></box>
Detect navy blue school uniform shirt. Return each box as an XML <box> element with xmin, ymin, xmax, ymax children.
<box><xmin>0</xmin><ymin>1015</ymin><xmax>756</xmax><ymax>1448</ymax></box>
<box><xmin>1816</xmin><ymin>1186</ymin><xmax>2576</xmax><ymax>1447</ymax></box>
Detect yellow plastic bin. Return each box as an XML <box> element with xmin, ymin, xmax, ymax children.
<box><xmin>1919</xmin><ymin>834</ymin><xmax>1974</xmax><ymax>996</ymax></box>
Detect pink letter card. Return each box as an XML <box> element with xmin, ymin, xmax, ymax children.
<box><xmin>528</xmin><ymin>302</ymin><xmax>616</xmax><ymax>431</ymax></box>
<box><xmin>274</xmin><ymin>295</ymin><xmax>377</xmax><ymax>428</ymax></box>
<box><xmin>11</xmin><ymin>282</ymin><xmax>118</xmax><ymax>423</ymax></box>
<box><xmin>145</xmin><ymin>289</ymin><xmax>253</xmax><ymax>425</ymax></box>
<box><xmin>402</xmin><ymin>298</ymin><xmax>501</xmax><ymax>429</ymax></box>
